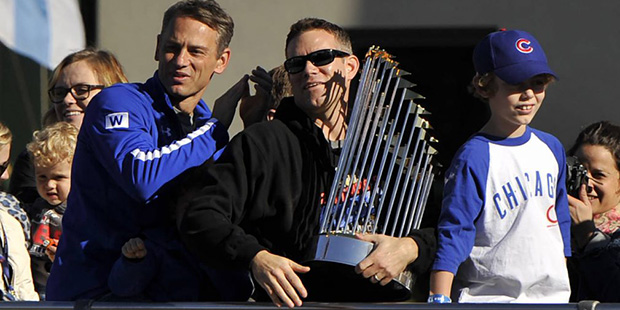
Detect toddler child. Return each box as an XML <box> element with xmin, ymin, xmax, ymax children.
<box><xmin>26</xmin><ymin>122</ymin><xmax>77</xmax><ymax>298</ymax></box>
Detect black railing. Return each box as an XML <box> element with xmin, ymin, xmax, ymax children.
<box><xmin>0</xmin><ymin>301</ymin><xmax>615</xmax><ymax>310</ymax></box>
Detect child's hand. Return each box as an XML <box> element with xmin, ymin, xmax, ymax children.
<box><xmin>45</xmin><ymin>245</ymin><xmax>57</xmax><ymax>262</ymax></box>
<box><xmin>122</xmin><ymin>238</ymin><xmax>147</xmax><ymax>259</ymax></box>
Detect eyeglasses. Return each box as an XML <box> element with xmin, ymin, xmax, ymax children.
<box><xmin>284</xmin><ymin>49</ymin><xmax>350</xmax><ymax>74</ymax></box>
<box><xmin>48</xmin><ymin>84</ymin><xmax>105</xmax><ymax>104</ymax></box>
<box><xmin>0</xmin><ymin>161</ymin><xmax>8</xmax><ymax>177</ymax></box>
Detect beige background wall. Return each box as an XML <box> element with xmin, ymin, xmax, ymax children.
<box><xmin>97</xmin><ymin>1</ymin><xmax>620</xmax><ymax>147</ymax></box>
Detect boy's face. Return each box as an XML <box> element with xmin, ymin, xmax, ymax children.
<box><xmin>486</xmin><ymin>74</ymin><xmax>550</xmax><ymax>132</ymax></box>
<box><xmin>36</xmin><ymin>160</ymin><xmax>72</xmax><ymax>206</ymax></box>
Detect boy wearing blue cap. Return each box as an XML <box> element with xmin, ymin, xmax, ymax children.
<box><xmin>428</xmin><ymin>29</ymin><xmax>571</xmax><ymax>303</ymax></box>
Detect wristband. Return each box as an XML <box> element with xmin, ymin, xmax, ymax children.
<box><xmin>428</xmin><ymin>294</ymin><xmax>452</xmax><ymax>303</ymax></box>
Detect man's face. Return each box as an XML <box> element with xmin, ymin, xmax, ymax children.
<box><xmin>156</xmin><ymin>16</ymin><xmax>230</xmax><ymax>105</ymax></box>
<box><xmin>286</xmin><ymin>30</ymin><xmax>358</xmax><ymax>116</ymax></box>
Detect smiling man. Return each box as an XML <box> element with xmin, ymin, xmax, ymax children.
<box><xmin>46</xmin><ymin>0</ymin><xmax>240</xmax><ymax>301</ymax></box>
<box><xmin>179</xmin><ymin>18</ymin><xmax>436</xmax><ymax>307</ymax></box>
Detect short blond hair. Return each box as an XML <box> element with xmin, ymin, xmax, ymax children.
<box><xmin>0</xmin><ymin>122</ymin><xmax>12</xmax><ymax>147</ymax></box>
<box><xmin>27</xmin><ymin>122</ymin><xmax>78</xmax><ymax>168</ymax></box>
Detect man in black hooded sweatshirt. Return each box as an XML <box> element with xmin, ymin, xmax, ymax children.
<box><xmin>179</xmin><ymin>17</ymin><xmax>436</xmax><ymax>308</ymax></box>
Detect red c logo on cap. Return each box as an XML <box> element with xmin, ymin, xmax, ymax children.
<box><xmin>516</xmin><ymin>39</ymin><xmax>533</xmax><ymax>54</ymax></box>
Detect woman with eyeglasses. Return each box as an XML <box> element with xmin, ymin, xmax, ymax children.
<box><xmin>567</xmin><ymin>121</ymin><xmax>620</xmax><ymax>302</ymax></box>
<box><xmin>9</xmin><ymin>48</ymin><xmax>128</xmax><ymax>208</ymax></box>
<box><xmin>48</xmin><ymin>48</ymin><xmax>128</xmax><ymax>129</ymax></box>
<box><xmin>0</xmin><ymin>122</ymin><xmax>39</xmax><ymax>301</ymax></box>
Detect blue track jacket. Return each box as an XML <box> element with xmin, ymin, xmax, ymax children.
<box><xmin>46</xmin><ymin>72</ymin><xmax>228</xmax><ymax>301</ymax></box>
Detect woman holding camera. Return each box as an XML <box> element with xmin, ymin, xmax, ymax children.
<box><xmin>567</xmin><ymin>121</ymin><xmax>620</xmax><ymax>302</ymax></box>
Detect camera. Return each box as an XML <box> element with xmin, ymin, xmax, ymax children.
<box><xmin>566</xmin><ymin>156</ymin><xmax>589</xmax><ymax>197</ymax></box>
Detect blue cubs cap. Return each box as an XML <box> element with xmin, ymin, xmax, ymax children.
<box><xmin>473</xmin><ymin>29</ymin><xmax>557</xmax><ymax>85</ymax></box>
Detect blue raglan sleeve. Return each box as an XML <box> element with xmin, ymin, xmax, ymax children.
<box><xmin>432</xmin><ymin>142</ymin><xmax>489</xmax><ymax>274</ymax></box>
<box><xmin>535</xmin><ymin>130</ymin><xmax>571</xmax><ymax>256</ymax></box>
<box><xmin>81</xmin><ymin>85</ymin><xmax>228</xmax><ymax>203</ymax></box>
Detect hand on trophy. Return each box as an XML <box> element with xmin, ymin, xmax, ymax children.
<box><xmin>250</xmin><ymin>250</ymin><xmax>310</xmax><ymax>308</ymax></box>
<box><xmin>354</xmin><ymin>234</ymin><xmax>419</xmax><ymax>286</ymax></box>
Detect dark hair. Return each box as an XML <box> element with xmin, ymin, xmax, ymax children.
<box><xmin>161</xmin><ymin>0</ymin><xmax>234</xmax><ymax>55</ymax></box>
<box><xmin>568</xmin><ymin>121</ymin><xmax>620</xmax><ymax>172</ymax></box>
<box><xmin>285</xmin><ymin>18</ymin><xmax>352</xmax><ymax>55</ymax></box>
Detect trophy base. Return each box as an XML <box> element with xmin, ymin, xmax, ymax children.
<box><xmin>301</xmin><ymin>234</ymin><xmax>413</xmax><ymax>302</ymax></box>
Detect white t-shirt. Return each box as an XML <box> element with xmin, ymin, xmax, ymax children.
<box><xmin>433</xmin><ymin>127</ymin><xmax>571</xmax><ymax>303</ymax></box>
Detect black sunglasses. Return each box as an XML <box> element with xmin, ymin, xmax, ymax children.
<box><xmin>48</xmin><ymin>84</ymin><xmax>105</xmax><ymax>104</ymax></box>
<box><xmin>284</xmin><ymin>49</ymin><xmax>350</xmax><ymax>74</ymax></box>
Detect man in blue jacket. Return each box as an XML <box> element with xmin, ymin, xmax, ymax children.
<box><xmin>47</xmin><ymin>0</ymin><xmax>241</xmax><ymax>301</ymax></box>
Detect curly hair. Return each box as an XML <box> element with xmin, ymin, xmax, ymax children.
<box><xmin>27</xmin><ymin>122</ymin><xmax>78</xmax><ymax>168</ymax></box>
<box><xmin>568</xmin><ymin>121</ymin><xmax>620</xmax><ymax>172</ymax></box>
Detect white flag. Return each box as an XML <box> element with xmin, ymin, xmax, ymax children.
<box><xmin>0</xmin><ymin>0</ymin><xmax>85</xmax><ymax>70</ymax></box>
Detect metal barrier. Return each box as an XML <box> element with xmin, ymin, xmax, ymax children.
<box><xmin>0</xmin><ymin>301</ymin><xmax>615</xmax><ymax>310</ymax></box>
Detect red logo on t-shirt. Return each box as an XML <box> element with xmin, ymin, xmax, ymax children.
<box><xmin>546</xmin><ymin>204</ymin><xmax>558</xmax><ymax>224</ymax></box>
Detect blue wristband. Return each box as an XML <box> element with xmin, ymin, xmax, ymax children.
<box><xmin>428</xmin><ymin>294</ymin><xmax>452</xmax><ymax>303</ymax></box>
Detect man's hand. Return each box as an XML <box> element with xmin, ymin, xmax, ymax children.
<box><xmin>354</xmin><ymin>234</ymin><xmax>419</xmax><ymax>286</ymax></box>
<box><xmin>250</xmin><ymin>250</ymin><xmax>310</xmax><ymax>308</ymax></box>
<box><xmin>240</xmin><ymin>66</ymin><xmax>274</xmax><ymax>127</ymax></box>
<box><xmin>212</xmin><ymin>75</ymin><xmax>250</xmax><ymax>129</ymax></box>
<box><xmin>569</xmin><ymin>183</ymin><xmax>594</xmax><ymax>224</ymax></box>
<box><xmin>121</xmin><ymin>238</ymin><xmax>147</xmax><ymax>259</ymax></box>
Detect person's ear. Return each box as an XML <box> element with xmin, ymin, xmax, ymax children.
<box><xmin>213</xmin><ymin>48</ymin><xmax>231</xmax><ymax>74</ymax></box>
<box><xmin>154</xmin><ymin>34</ymin><xmax>161</xmax><ymax>62</ymax></box>
<box><xmin>344</xmin><ymin>54</ymin><xmax>360</xmax><ymax>81</ymax></box>
<box><xmin>473</xmin><ymin>75</ymin><xmax>491</xmax><ymax>98</ymax></box>
<box><xmin>476</xmin><ymin>86</ymin><xmax>491</xmax><ymax>99</ymax></box>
